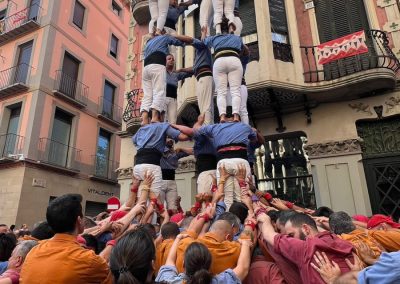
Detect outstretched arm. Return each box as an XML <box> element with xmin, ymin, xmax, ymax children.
<box><xmin>171</xmin><ymin>124</ymin><xmax>194</xmax><ymax>136</ymax></box>
<box><xmin>172</xmin><ymin>34</ymin><xmax>194</xmax><ymax>45</ymax></box>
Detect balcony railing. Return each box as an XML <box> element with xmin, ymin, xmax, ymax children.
<box><xmin>0</xmin><ymin>3</ymin><xmax>41</xmax><ymax>44</ymax></box>
<box><xmin>0</xmin><ymin>63</ymin><xmax>32</xmax><ymax>96</ymax></box>
<box><xmin>273</xmin><ymin>41</ymin><xmax>293</xmax><ymax>63</ymax></box>
<box><xmin>97</xmin><ymin>96</ymin><xmax>122</xmax><ymax>126</ymax></box>
<box><xmin>301</xmin><ymin>30</ymin><xmax>400</xmax><ymax>83</ymax></box>
<box><xmin>53</xmin><ymin>70</ymin><xmax>88</xmax><ymax>107</ymax></box>
<box><xmin>131</xmin><ymin>0</ymin><xmax>150</xmax><ymax>25</ymax></box>
<box><xmin>90</xmin><ymin>155</ymin><xmax>119</xmax><ymax>181</ymax></box>
<box><xmin>38</xmin><ymin>138</ymin><xmax>81</xmax><ymax>171</ymax></box>
<box><xmin>122</xmin><ymin>89</ymin><xmax>142</xmax><ymax>133</ymax></box>
<box><xmin>0</xmin><ymin>133</ymin><xmax>24</xmax><ymax>160</ymax></box>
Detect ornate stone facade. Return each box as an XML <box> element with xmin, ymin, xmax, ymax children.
<box><xmin>304</xmin><ymin>139</ymin><xmax>362</xmax><ymax>158</ymax></box>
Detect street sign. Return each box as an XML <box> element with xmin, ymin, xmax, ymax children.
<box><xmin>107</xmin><ymin>197</ymin><xmax>120</xmax><ymax>212</ymax></box>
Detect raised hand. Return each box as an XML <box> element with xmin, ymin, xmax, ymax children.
<box><xmin>311</xmin><ymin>251</ymin><xmax>341</xmax><ymax>284</ymax></box>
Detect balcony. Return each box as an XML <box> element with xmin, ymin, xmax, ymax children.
<box><xmin>97</xmin><ymin>96</ymin><xmax>122</xmax><ymax>127</ymax></box>
<box><xmin>37</xmin><ymin>138</ymin><xmax>81</xmax><ymax>172</ymax></box>
<box><xmin>53</xmin><ymin>70</ymin><xmax>88</xmax><ymax>108</ymax></box>
<box><xmin>0</xmin><ymin>133</ymin><xmax>24</xmax><ymax>162</ymax></box>
<box><xmin>300</xmin><ymin>30</ymin><xmax>400</xmax><ymax>100</ymax></box>
<box><xmin>89</xmin><ymin>155</ymin><xmax>119</xmax><ymax>183</ymax></box>
<box><xmin>0</xmin><ymin>64</ymin><xmax>32</xmax><ymax>96</ymax></box>
<box><xmin>132</xmin><ymin>0</ymin><xmax>150</xmax><ymax>25</ymax></box>
<box><xmin>122</xmin><ymin>89</ymin><xmax>142</xmax><ymax>133</ymax></box>
<box><xmin>0</xmin><ymin>4</ymin><xmax>41</xmax><ymax>45</ymax></box>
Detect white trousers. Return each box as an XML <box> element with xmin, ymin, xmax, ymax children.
<box><xmin>200</xmin><ymin>0</ymin><xmax>214</xmax><ymax>36</ymax></box>
<box><xmin>227</xmin><ymin>84</ymin><xmax>249</xmax><ymax>124</ymax></box>
<box><xmin>133</xmin><ymin>164</ymin><xmax>164</xmax><ymax>196</ymax></box>
<box><xmin>216</xmin><ymin>158</ymin><xmax>251</xmax><ymax>209</ymax></box>
<box><xmin>233</xmin><ymin>16</ymin><xmax>242</xmax><ymax>35</ymax></box>
<box><xmin>148</xmin><ymin>0</ymin><xmax>169</xmax><ymax>33</ymax></box>
<box><xmin>213</xmin><ymin>56</ymin><xmax>243</xmax><ymax>116</ymax></box>
<box><xmin>160</xmin><ymin>180</ymin><xmax>178</xmax><ymax>210</ymax></box>
<box><xmin>141</xmin><ymin>64</ymin><xmax>166</xmax><ymax>113</ymax></box>
<box><xmin>196</xmin><ymin>75</ymin><xmax>214</xmax><ymax>125</ymax></box>
<box><xmin>197</xmin><ymin>169</ymin><xmax>216</xmax><ymax>194</ymax></box>
<box><xmin>212</xmin><ymin>0</ymin><xmax>235</xmax><ymax>26</ymax></box>
<box><xmin>164</xmin><ymin>97</ymin><xmax>177</xmax><ymax>124</ymax></box>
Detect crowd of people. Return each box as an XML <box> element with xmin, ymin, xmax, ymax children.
<box><xmin>1</xmin><ymin>0</ymin><xmax>400</xmax><ymax>283</ymax></box>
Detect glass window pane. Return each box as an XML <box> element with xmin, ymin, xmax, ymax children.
<box><xmin>73</xmin><ymin>1</ymin><xmax>85</xmax><ymax>29</ymax></box>
<box><xmin>96</xmin><ymin>129</ymin><xmax>111</xmax><ymax>177</ymax></box>
<box><xmin>103</xmin><ymin>81</ymin><xmax>115</xmax><ymax>118</ymax></box>
<box><xmin>110</xmin><ymin>34</ymin><xmax>118</xmax><ymax>57</ymax></box>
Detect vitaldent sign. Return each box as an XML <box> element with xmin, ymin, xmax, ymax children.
<box><xmin>88</xmin><ymin>188</ymin><xmax>114</xmax><ymax>197</ymax></box>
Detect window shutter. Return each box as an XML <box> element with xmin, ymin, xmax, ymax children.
<box><xmin>268</xmin><ymin>0</ymin><xmax>289</xmax><ymax>36</ymax></box>
<box><xmin>239</xmin><ymin>0</ymin><xmax>257</xmax><ymax>36</ymax></box>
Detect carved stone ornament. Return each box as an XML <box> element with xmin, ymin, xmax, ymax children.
<box><xmin>304</xmin><ymin>139</ymin><xmax>362</xmax><ymax>158</ymax></box>
<box><xmin>176</xmin><ymin>158</ymin><xmax>196</xmax><ymax>173</ymax></box>
<box><xmin>348</xmin><ymin>102</ymin><xmax>373</xmax><ymax>116</ymax></box>
<box><xmin>385</xmin><ymin>96</ymin><xmax>400</xmax><ymax>113</ymax></box>
<box><xmin>377</xmin><ymin>0</ymin><xmax>396</xmax><ymax>8</ymax></box>
<box><xmin>117</xmin><ymin>167</ymin><xmax>133</xmax><ymax>179</ymax></box>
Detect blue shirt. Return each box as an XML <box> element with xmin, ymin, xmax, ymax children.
<box><xmin>193</xmin><ymin>131</ymin><xmax>216</xmax><ymax>157</ymax></box>
<box><xmin>144</xmin><ymin>35</ymin><xmax>184</xmax><ymax>58</ymax></box>
<box><xmin>160</xmin><ymin>148</ymin><xmax>189</xmax><ymax>170</ymax></box>
<box><xmin>155</xmin><ymin>265</ymin><xmax>241</xmax><ymax>284</ymax></box>
<box><xmin>167</xmin><ymin>71</ymin><xmax>193</xmax><ymax>87</ymax></box>
<box><xmin>0</xmin><ymin>261</ymin><xmax>8</xmax><ymax>274</ymax></box>
<box><xmin>247</xmin><ymin>141</ymin><xmax>261</xmax><ymax>164</ymax></box>
<box><xmin>197</xmin><ymin>122</ymin><xmax>257</xmax><ymax>149</ymax></box>
<box><xmin>241</xmin><ymin>54</ymin><xmax>250</xmax><ymax>75</ymax></box>
<box><xmin>203</xmin><ymin>34</ymin><xmax>243</xmax><ymax>52</ymax></box>
<box><xmin>166</xmin><ymin>5</ymin><xmax>187</xmax><ymax>26</ymax></box>
<box><xmin>358</xmin><ymin>252</ymin><xmax>400</xmax><ymax>284</ymax></box>
<box><xmin>132</xmin><ymin>122</ymin><xmax>181</xmax><ymax>153</ymax></box>
<box><xmin>192</xmin><ymin>39</ymin><xmax>213</xmax><ymax>74</ymax></box>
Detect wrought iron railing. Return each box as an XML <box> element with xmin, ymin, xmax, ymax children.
<box><xmin>0</xmin><ymin>3</ymin><xmax>41</xmax><ymax>35</ymax></box>
<box><xmin>0</xmin><ymin>63</ymin><xmax>32</xmax><ymax>90</ymax></box>
<box><xmin>258</xmin><ymin>175</ymin><xmax>316</xmax><ymax>209</ymax></box>
<box><xmin>38</xmin><ymin>138</ymin><xmax>82</xmax><ymax>170</ymax></box>
<box><xmin>0</xmin><ymin>133</ymin><xmax>24</xmax><ymax>159</ymax></box>
<box><xmin>53</xmin><ymin>70</ymin><xmax>88</xmax><ymax>106</ymax></box>
<box><xmin>273</xmin><ymin>41</ymin><xmax>293</xmax><ymax>62</ymax></box>
<box><xmin>91</xmin><ymin>155</ymin><xmax>119</xmax><ymax>180</ymax></box>
<box><xmin>300</xmin><ymin>30</ymin><xmax>400</xmax><ymax>83</ymax></box>
<box><xmin>98</xmin><ymin>96</ymin><xmax>122</xmax><ymax>124</ymax></box>
<box><xmin>122</xmin><ymin>89</ymin><xmax>142</xmax><ymax>122</ymax></box>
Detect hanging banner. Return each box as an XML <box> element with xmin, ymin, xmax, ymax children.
<box><xmin>316</xmin><ymin>31</ymin><xmax>368</xmax><ymax>65</ymax></box>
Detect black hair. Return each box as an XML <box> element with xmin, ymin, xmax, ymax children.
<box><xmin>82</xmin><ymin>234</ymin><xmax>99</xmax><ymax>254</ymax></box>
<box><xmin>160</xmin><ymin>222</ymin><xmax>180</xmax><ymax>240</ymax></box>
<box><xmin>110</xmin><ymin>228</ymin><xmax>156</xmax><ymax>284</ymax></box>
<box><xmin>138</xmin><ymin>223</ymin><xmax>157</xmax><ymax>240</ymax></box>
<box><xmin>184</xmin><ymin>242</ymin><xmax>213</xmax><ymax>284</ymax></box>
<box><xmin>18</xmin><ymin>230</ymin><xmax>31</xmax><ymax>238</ymax></box>
<box><xmin>276</xmin><ymin>210</ymin><xmax>296</xmax><ymax>226</ymax></box>
<box><xmin>267</xmin><ymin>210</ymin><xmax>280</xmax><ymax>223</ymax></box>
<box><xmin>287</xmin><ymin>213</ymin><xmax>318</xmax><ymax>231</ymax></box>
<box><xmin>329</xmin><ymin>211</ymin><xmax>356</xmax><ymax>235</ymax></box>
<box><xmin>229</xmin><ymin>202</ymin><xmax>249</xmax><ymax>224</ymax></box>
<box><xmin>313</xmin><ymin>206</ymin><xmax>334</xmax><ymax>218</ymax></box>
<box><xmin>46</xmin><ymin>194</ymin><xmax>83</xmax><ymax>233</ymax></box>
<box><xmin>9</xmin><ymin>225</ymin><xmax>15</xmax><ymax>231</ymax></box>
<box><xmin>0</xmin><ymin>233</ymin><xmax>17</xmax><ymax>261</ymax></box>
<box><xmin>218</xmin><ymin>212</ymin><xmax>240</xmax><ymax>229</ymax></box>
<box><xmin>31</xmin><ymin>221</ymin><xmax>55</xmax><ymax>240</ymax></box>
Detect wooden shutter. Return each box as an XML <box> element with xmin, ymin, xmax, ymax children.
<box><xmin>268</xmin><ymin>0</ymin><xmax>289</xmax><ymax>36</ymax></box>
<box><xmin>240</xmin><ymin>0</ymin><xmax>257</xmax><ymax>36</ymax></box>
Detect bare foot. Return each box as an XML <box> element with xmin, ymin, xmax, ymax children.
<box><xmin>220</xmin><ymin>114</ymin><xmax>226</xmax><ymax>123</ymax></box>
<box><xmin>233</xmin><ymin>114</ymin><xmax>240</xmax><ymax>122</ymax></box>
<box><xmin>151</xmin><ymin>109</ymin><xmax>161</xmax><ymax>123</ymax></box>
<box><xmin>141</xmin><ymin>112</ymin><xmax>149</xmax><ymax>125</ymax></box>
<box><xmin>229</xmin><ymin>23</ymin><xmax>236</xmax><ymax>34</ymax></box>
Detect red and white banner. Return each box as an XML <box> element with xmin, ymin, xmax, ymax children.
<box><xmin>316</xmin><ymin>31</ymin><xmax>368</xmax><ymax>65</ymax></box>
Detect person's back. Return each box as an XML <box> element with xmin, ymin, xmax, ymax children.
<box><xmin>20</xmin><ymin>194</ymin><xmax>112</xmax><ymax>284</ymax></box>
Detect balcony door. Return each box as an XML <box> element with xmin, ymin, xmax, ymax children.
<box><xmin>3</xmin><ymin>106</ymin><xmax>21</xmax><ymax>157</ymax></box>
<box><xmin>103</xmin><ymin>81</ymin><xmax>115</xmax><ymax>119</ymax></box>
<box><xmin>61</xmin><ymin>52</ymin><xmax>80</xmax><ymax>99</ymax></box>
<box><xmin>28</xmin><ymin>0</ymin><xmax>40</xmax><ymax>21</ymax></box>
<box><xmin>49</xmin><ymin>109</ymin><xmax>72</xmax><ymax>167</ymax></box>
<box><xmin>15</xmin><ymin>41</ymin><xmax>33</xmax><ymax>84</ymax></box>
<box><xmin>314</xmin><ymin>0</ymin><xmax>373</xmax><ymax>80</ymax></box>
<box><xmin>95</xmin><ymin>129</ymin><xmax>111</xmax><ymax>178</ymax></box>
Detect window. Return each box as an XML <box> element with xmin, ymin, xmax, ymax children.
<box><xmin>110</xmin><ymin>34</ymin><xmax>119</xmax><ymax>58</ymax></box>
<box><xmin>3</xmin><ymin>106</ymin><xmax>21</xmax><ymax>157</ymax></box>
<box><xmin>0</xmin><ymin>9</ymin><xmax>6</xmax><ymax>21</ymax></box>
<box><xmin>85</xmin><ymin>201</ymin><xmax>107</xmax><ymax>217</ymax></box>
<box><xmin>73</xmin><ymin>0</ymin><xmax>85</xmax><ymax>29</ymax></box>
<box><xmin>102</xmin><ymin>81</ymin><xmax>116</xmax><ymax>119</ymax></box>
<box><xmin>50</xmin><ymin>108</ymin><xmax>73</xmax><ymax>167</ymax></box>
<box><xmin>15</xmin><ymin>41</ymin><xmax>33</xmax><ymax>84</ymax></box>
<box><xmin>268</xmin><ymin>0</ymin><xmax>292</xmax><ymax>62</ymax></box>
<box><xmin>61</xmin><ymin>52</ymin><xmax>80</xmax><ymax>98</ymax></box>
<box><xmin>95</xmin><ymin>129</ymin><xmax>111</xmax><ymax>177</ymax></box>
<box><xmin>111</xmin><ymin>0</ymin><xmax>121</xmax><ymax>16</ymax></box>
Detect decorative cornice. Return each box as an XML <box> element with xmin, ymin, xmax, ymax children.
<box><xmin>304</xmin><ymin>139</ymin><xmax>362</xmax><ymax>158</ymax></box>
<box><xmin>377</xmin><ymin>0</ymin><xmax>396</xmax><ymax>8</ymax></box>
<box><xmin>348</xmin><ymin>102</ymin><xmax>373</xmax><ymax>116</ymax></box>
<box><xmin>116</xmin><ymin>158</ymin><xmax>196</xmax><ymax>179</ymax></box>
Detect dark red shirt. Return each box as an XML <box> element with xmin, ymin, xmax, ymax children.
<box><xmin>243</xmin><ymin>256</ymin><xmax>286</xmax><ymax>284</ymax></box>
<box><xmin>274</xmin><ymin>231</ymin><xmax>354</xmax><ymax>284</ymax></box>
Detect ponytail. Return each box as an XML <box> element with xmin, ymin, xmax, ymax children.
<box><xmin>187</xmin><ymin>269</ymin><xmax>213</xmax><ymax>284</ymax></box>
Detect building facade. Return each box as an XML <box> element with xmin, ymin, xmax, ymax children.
<box><xmin>119</xmin><ymin>0</ymin><xmax>400</xmax><ymax>219</ymax></box>
<box><xmin>0</xmin><ymin>0</ymin><xmax>130</xmax><ymax>227</ymax></box>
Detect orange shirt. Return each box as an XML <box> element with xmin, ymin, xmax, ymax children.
<box><xmin>155</xmin><ymin>239</ymin><xmax>174</xmax><ymax>274</ymax></box>
<box><xmin>198</xmin><ymin>232</ymin><xmax>241</xmax><ymax>275</ymax></box>
<box><xmin>20</xmin><ymin>233</ymin><xmax>112</xmax><ymax>284</ymax></box>
<box><xmin>176</xmin><ymin>231</ymin><xmax>197</xmax><ymax>273</ymax></box>
<box><xmin>369</xmin><ymin>230</ymin><xmax>400</xmax><ymax>252</ymax></box>
<box><xmin>339</xmin><ymin>229</ymin><xmax>383</xmax><ymax>257</ymax></box>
